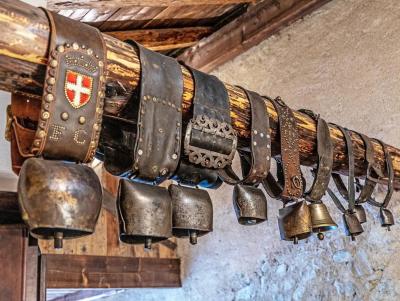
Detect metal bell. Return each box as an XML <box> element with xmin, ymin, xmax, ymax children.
<box><xmin>308</xmin><ymin>202</ymin><xmax>337</xmax><ymax>240</ymax></box>
<box><xmin>354</xmin><ymin>204</ymin><xmax>367</xmax><ymax>224</ymax></box>
<box><xmin>18</xmin><ymin>158</ymin><xmax>102</xmax><ymax>249</ymax></box>
<box><xmin>343</xmin><ymin>212</ymin><xmax>363</xmax><ymax>241</ymax></box>
<box><xmin>380</xmin><ymin>207</ymin><xmax>394</xmax><ymax>231</ymax></box>
<box><xmin>117</xmin><ymin>180</ymin><xmax>172</xmax><ymax>249</ymax></box>
<box><xmin>233</xmin><ymin>184</ymin><xmax>267</xmax><ymax>225</ymax></box>
<box><xmin>168</xmin><ymin>184</ymin><xmax>213</xmax><ymax>245</ymax></box>
<box><xmin>278</xmin><ymin>201</ymin><xmax>312</xmax><ymax>244</ymax></box>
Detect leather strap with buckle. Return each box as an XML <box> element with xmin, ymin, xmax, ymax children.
<box><xmin>218</xmin><ymin>88</ymin><xmax>271</xmax><ymax>185</ymax></box>
<box><xmin>262</xmin><ymin>96</ymin><xmax>303</xmax><ymax>202</ymax></box>
<box><xmin>184</xmin><ymin>68</ymin><xmax>237</xmax><ymax>169</ymax></box>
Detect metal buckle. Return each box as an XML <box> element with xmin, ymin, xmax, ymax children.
<box><xmin>184</xmin><ymin>115</ymin><xmax>237</xmax><ymax>169</ymax></box>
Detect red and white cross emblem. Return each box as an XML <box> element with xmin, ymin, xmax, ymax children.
<box><xmin>65</xmin><ymin>70</ymin><xmax>93</xmax><ymax>108</ymax></box>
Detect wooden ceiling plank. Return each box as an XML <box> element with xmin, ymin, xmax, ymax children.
<box><xmin>47</xmin><ymin>0</ymin><xmax>257</xmax><ymax>10</ymax></box>
<box><xmin>104</xmin><ymin>26</ymin><xmax>212</xmax><ymax>51</ymax></box>
<box><xmin>177</xmin><ymin>0</ymin><xmax>332</xmax><ymax>72</ymax></box>
<box><xmin>79</xmin><ymin>8</ymin><xmax>119</xmax><ymax>23</ymax></box>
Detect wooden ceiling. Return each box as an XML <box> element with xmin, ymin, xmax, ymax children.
<box><xmin>47</xmin><ymin>0</ymin><xmax>331</xmax><ymax>71</ymax></box>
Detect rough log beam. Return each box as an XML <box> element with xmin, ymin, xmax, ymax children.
<box><xmin>0</xmin><ymin>0</ymin><xmax>399</xmax><ymax>189</ymax></box>
<box><xmin>178</xmin><ymin>0</ymin><xmax>333</xmax><ymax>72</ymax></box>
<box><xmin>48</xmin><ymin>0</ymin><xmax>257</xmax><ymax>10</ymax></box>
<box><xmin>104</xmin><ymin>27</ymin><xmax>212</xmax><ymax>52</ymax></box>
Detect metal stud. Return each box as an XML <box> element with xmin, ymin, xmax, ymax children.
<box><xmin>61</xmin><ymin>112</ymin><xmax>69</xmax><ymax>121</ymax></box>
<box><xmin>78</xmin><ymin>116</ymin><xmax>86</xmax><ymax>125</ymax></box>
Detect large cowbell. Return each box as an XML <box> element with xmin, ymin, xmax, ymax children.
<box><xmin>233</xmin><ymin>184</ymin><xmax>268</xmax><ymax>225</ymax></box>
<box><xmin>18</xmin><ymin>158</ymin><xmax>102</xmax><ymax>249</ymax></box>
<box><xmin>168</xmin><ymin>184</ymin><xmax>213</xmax><ymax>245</ymax></box>
<box><xmin>343</xmin><ymin>211</ymin><xmax>363</xmax><ymax>240</ymax></box>
<box><xmin>278</xmin><ymin>201</ymin><xmax>312</xmax><ymax>244</ymax></box>
<box><xmin>308</xmin><ymin>202</ymin><xmax>337</xmax><ymax>240</ymax></box>
<box><xmin>380</xmin><ymin>207</ymin><xmax>394</xmax><ymax>230</ymax></box>
<box><xmin>117</xmin><ymin>180</ymin><xmax>172</xmax><ymax>249</ymax></box>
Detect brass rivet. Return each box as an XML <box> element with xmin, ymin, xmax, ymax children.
<box><xmin>260</xmin><ymin>133</ymin><xmax>264</xmax><ymax>138</ymax></box>
<box><xmin>253</xmin><ymin>130</ymin><xmax>258</xmax><ymax>135</ymax></box>
<box><xmin>138</xmin><ymin>149</ymin><xmax>143</xmax><ymax>156</ymax></box>
<box><xmin>93</xmin><ymin>124</ymin><xmax>99</xmax><ymax>131</ymax></box>
<box><xmin>50</xmin><ymin>60</ymin><xmax>58</xmax><ymax>68</ymax></box>
<box><xmin>38</xmin><ymin>130</ymin><xmax>46</xmax><ymax>138</ymax></box>
<box><xmin>267</xmin><ymin>145</ymin><xmax>270</xmax><ymax>148</ymax></box>
<box><xmin>253</xmin><ymin>141</ymin><xmax>257</xmax><ymax>146</ymax></box>
<box><xmin>61</xmin><ymin>112</ymin><xmax>69</xmax><ymax>120</ymax></box>
<box><xmin>98</xmin><ymin>61</ymin><xmax>104</xmax><ymax>67</ymax></box>
<box><xmin>87</xmin><ymin>49</ymin><xmax>93</xmax><ymax>55</ymax></box>
<box><xmin>78</xmin><ymin>116</ymin><xmax>86</xmax><ymax>124</ymax></box>
<box><xmin>172</xmin><ymin>154</ymin><xmax>178</xmax><ymax>160</ymax></box>
<box><xmin>160</xmin><ymin>168</ymin><xmax>168</xmax><ymax>176</ymax></box>
<box><xmin>82</xmin><ymin>45</ymin><xmax>86</xmax><ymax>49</ymax></box>
<box><xmin>46</xmin><ymin>94</ymin><xmax>54</xmax><ymax>102</ymax></box>
<box><xmin>47</xmin><ymin>77</ymin><xmax>56</xmax><ymax>85</ymax></box>
<box><xmin>56</xmin><ymin>45</ymin><xmax>65</xmax><ymax>53</ymax></box>
<box><xmin>42</xmin><ymin>112</ymin><xmax>50</xmax><ymax>120</ymax></box>
<box><xmin>72</xmin><ymin>42</ymin><xmax>79</xmax><ymax>50</ymax></box>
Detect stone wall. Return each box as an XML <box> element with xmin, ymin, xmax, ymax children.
<box><xmin>103</xmin><ymin>0</ymin><xmax>400</xmax><ymax>300</ymax></box>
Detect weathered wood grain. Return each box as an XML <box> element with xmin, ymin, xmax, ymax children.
<box><xmin>44</xmin><ymin>254</ymin><xmax>181</xmax><ymax>288</ymax></box>
<box><xmin>105</xmin><ymin>27</ymin><xmax>212</xmax><ymax>51</ymax></box>
<box><xmin>0</xmin><ymin>0</ymin><xmax>399</xmax><ymax>189</ymax></box>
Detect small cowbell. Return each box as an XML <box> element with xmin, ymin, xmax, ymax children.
<box><xmin>278</xmin><ymin>201</ymin><xmax>312</xmax><ymax>244</ymax></box>
<box><xmin>117</xmin><ymin>180</ymin><xmax>172</xmax><ymax>249</ymax></box>
<box><xmin>18</xmin><ymin>158</ymin><xmax>102</xmax><ymax>249</ymax></box>
<box><xmin>343</xmin><ymin>211</ymin><xmax>363</xmax><ymax>241</ymax></box>
<box><xmin>380</xmin><ymin>207</ymin><xmax>394</xmax><ymax>231</ymax></box>
<box><xmin>354</xmin><ymin>204</ymin><xmax>367</xmax><ymax>224</ymax></box>
<box><xmin>168</xmin><ymin>184</ymin><xmax>213</xmax><ymax>245</ymax></box>
<box><xmin>308</xmin><ymin>202</ymin><xmax>337</xmax><ymax>240</ymax></box>
<box><xmin>233</xmin><ymin>184</ymin><xmax>268</xmax><ymax>225</ymax></box>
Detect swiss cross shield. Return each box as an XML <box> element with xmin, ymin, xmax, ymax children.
<box><xmin>65</xmin><ymin>70</ymin><xmax>93</xmax><ymax>108</ymax></box>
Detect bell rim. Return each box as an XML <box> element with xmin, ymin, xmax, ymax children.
<box><xmin>311</xmin><ymin>224</ymin><xmax>338</xmax><ymax>232</ymax></box>
<box><xmin>119</xmin><ymin>234</ymin><xmax>170</xmax><ymax>244</ymax></box>
<box><xmin>30</xmin><ymin>226</ymin><xmax>94</xmax><ymax>240</ymax></box>
<box><xmin>238</xmin><ymin>216</ymin><xmax>267</xmax><ymax>225</ymax></box>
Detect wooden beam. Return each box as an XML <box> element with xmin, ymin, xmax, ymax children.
<box><xmin>43</xmin><ymin>254</ymin><xmax>181</xmax><ymax>288</ymax></box>
<box><xmin>105</xmin><ymin>27</ymin><xmax>212</xmax><ymax>51</ymax></box>
<box><xmin>47</xmin><ymin>0</ymin><xmax>256</xmax><ymax>10</ymax></box>
<box><xmin>1</xmin><ymin>0</ymin><xmax>400</xmax><ymax>189</ymax></box>
<box><xmin>178</xmin><ymin>0</ymin><xmax>332</xmax><ymax>72</ymax></box>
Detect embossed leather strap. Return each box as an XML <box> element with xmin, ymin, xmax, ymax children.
<box><xmin>32</xmin><ymin>10</ymin><xmax>106</xmax><ymax>162</ymax></box>
<box><xmin>184</xmin><ymin>68</ymin><xmax>237</xmax><ymax>169</ymax></box>
<box><xmin>131</xmin><ymin>42</ymin><xmax>183</xmax><ymax>183</ymax></box>
<box><xmin>262</xmin><ymin>97</ymin><xmax>303</xmax><ymax>202</ymax></box>
<box><xmin>298</xmin><ymin>110</ymin><xmax>333</xmax><ymax>202</ymax></box>
<box><xmin>327</xmin><ymin>125</ymin><xmax>355</xmax><ymax>213</ymax></box>
<box><xmin>219</xmin><ymin>88</ymin><xmax>271</xmax><ymax>185</ymax></box>
<box><xmin>367</xmin><ymin>140</ymin><xmax>394</xmax><ymax>209</ymax></box>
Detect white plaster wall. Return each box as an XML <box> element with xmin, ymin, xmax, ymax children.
<box><xmin>101</xmin><ymin>0</ymin><xmax>400</xmax><ymax>300</ymax></box>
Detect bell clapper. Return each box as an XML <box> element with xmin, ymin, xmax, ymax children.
<box><xmin>293</xmin><ymin>236</ymin><xmax>298</xmax><ymax>245</ymax></box>
<box><xmin>54</xmin><ymin>231</ymin><xmax>63</xmax><ymax>249</ymax></box>
<box><xmin>144</xmin><ymin>237</ymin><xmax>152</xmax><ymax>250</ymax></box>
<box><xmin>189</xmin><ymin>230</ymin><xmax>198</xmax><ymax>245</ymax></box>
<box><xmin>317</xmin><ymin>231</ymin><xmax>324</xmax><ymax>240</ymax></box>
<box><xmin>351</xmin><ymin>234</ymin><xmax>356</xmax><ymax>241</ymax></box>
<box><xmin>387</xmin><ymin>226</ymin><xmax>391</xmax><ymax>231</ymax></box>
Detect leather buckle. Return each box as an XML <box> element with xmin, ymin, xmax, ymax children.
<box><xmin>184</xmin><ymin>114</ymin><xmax>237</xmax><ymax>169</ymax></box>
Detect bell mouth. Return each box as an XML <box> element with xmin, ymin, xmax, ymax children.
<box><xmin>172</xmin><ymin>228</ymin><xmax>209</xmax><ymax>238</ymax></box>
<box><xmin>312</xmin><ymin>225</ymin><xmax>338</xmax><ymax>232</ymax></box>
<box><xmin>238</xmin><ymin>217</ymin><xmax>266</xmax><ymax>225</ymax></box>
<box><xmin>119</xmin><ymin>234</ymin><xmax>168</xmax><ymax>244</ymax></box>
<box><xmin>30</xmin><ymin>227</ymin><xmax>92</xmax><ymax>239</ymax></box>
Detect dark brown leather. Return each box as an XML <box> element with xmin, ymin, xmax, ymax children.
<box><xmin>298</xmin><ymin>110</ymin><xmax>333</xmax><ymax>202</ymax></box>
<box><xmin>168</xmin><ymin>184</ymin><xmax>213</xmax><ymax>237</ymax></box>
<box><xmin>219</xmin><ymin>88</ymin><xmax>271</xmax><ymax>185</ymax></box>
<box><xmin>18</xmin><ymin>158</ymin><xmax>102</xmax><ymax>240</ymax></box>
<box><xmin>117</xmin><ymin>180</ymin><xmax>172</xmax><ymax>245</ymax></box>
<box><xmin>367</xmin><ymin>140</ymin><xmax>394</xmax><ymax>209</ymax></box>
<box><xmin>172</xmin><ymin>159</ymin><xmax>223</xmax><ymax>189</ymax></box>
<box><xmin>31</xmin><ymin>10</ymin><xmax>106</xmax><ymax>162</ymax></box>
<box><xmin>233</xmin><ymin>184</ymin><xmax>268</xmax><ymax>225</ymax></box>
<box><xmin>184</xmin><ymin>68</ymin><xmax>237</xmax><ymax>169</ymax></box>
<box><xmin>129</xmin><ymin>41</ymin><xmax>183</xmax><ymax>183</ymax></box>
<box><xmin>327</xmin><ymin>125</ymin><xmax>356</xmax><ymax>213</ymax></box>
<box><xmin>262</xmin><ymin>97</ymin><xmax>303</xmax><ymax>202</ymax></box>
